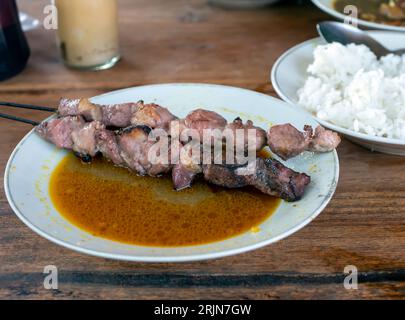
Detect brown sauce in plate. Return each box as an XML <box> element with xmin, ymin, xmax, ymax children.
<box><xmin>49</xmin><ymin>154</ymin><xmax>280</xmax><ymax>247</ymax></box>
<box><xmin>334</xmin><ymin>0</ymin><xmax>405</xmax><ymax>26</ymax></box>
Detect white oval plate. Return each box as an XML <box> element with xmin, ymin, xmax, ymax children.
<box><xmin>271</xmin><ymin>31</ymin><xmax>405</xmax><ymax>155</ymax></box>
<box><xmin>4</xmin><ymin>84</ymin><xmax>339</xmax><ymax>262</ymax></box>
<box><xmin>312</xmin><ymin>0</ymin><xmax>405</xmax><ymax>32</ymax></box>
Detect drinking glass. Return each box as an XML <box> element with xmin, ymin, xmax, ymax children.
<box><xmin>54</xmin><ymin>0</ymin><xmax>120</xmax><ymax>70</ymax></box>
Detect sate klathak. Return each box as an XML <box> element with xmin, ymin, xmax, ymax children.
<box><xmin>36</xmin><ymin>98</ymin><xmax>341</xmax><ymax>202</ymax></box>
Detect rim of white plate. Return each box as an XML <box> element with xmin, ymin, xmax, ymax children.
<box><xmin>271</xmin><ymin>37</ymin><xmax>405</xmax><ymax>147</ymax></box>
<box><xmin>4</xmin><ymin>83</ymin><xmax>340</xmax><ymax>262</ymax></box>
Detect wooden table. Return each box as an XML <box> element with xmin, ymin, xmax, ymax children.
<box><xmin>1</xmin><ymin>0</ymin><xmax>404</xmax><ymax>300</ymax></box>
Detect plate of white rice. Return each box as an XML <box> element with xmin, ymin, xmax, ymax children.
<box><xmin>271</xmin><ymin>31</ymin><xmax>405</xmax><ymax>155</ymax></box>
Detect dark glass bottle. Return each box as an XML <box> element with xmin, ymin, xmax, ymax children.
<box><xmin>0</xmin><ymin>0</ymin><xmax>30</xmax><ymax>81</ymax></box>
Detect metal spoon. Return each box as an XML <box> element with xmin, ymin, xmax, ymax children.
<box><xmin>317</xmin><ymin>21</ymin><xmax>405</xmax><ymax>58</ymax></box>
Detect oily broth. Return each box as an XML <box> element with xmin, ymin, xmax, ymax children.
<box><xmin>49</xmin><ymin>154</ymin><xmax>280</xmax><ymax>247</ymax></box>
<box><xmin>334</xmin><ymin>0</ymin><xmax>405</xmax><ymax>26</ymax></box>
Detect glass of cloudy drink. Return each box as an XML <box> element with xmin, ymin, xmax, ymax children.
<box><xmin>54</xmin><ymin>0</ymin><xmax>120</xmax><ymax>70</ymax></box>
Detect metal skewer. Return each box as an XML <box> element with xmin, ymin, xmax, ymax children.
<box><xmin>0</xmin><ymin>101</ymin><xmax>56</xmax><ymax>112</ymax></box>
<box><xmin>0</xmin><ymin>112</ymin><xmax>39</xmax><ymax>126</ymax></box>
<box><xmin>0</xmin><ymin>101</ymin><xmax>55</xmax><ymax>126</ymax></box>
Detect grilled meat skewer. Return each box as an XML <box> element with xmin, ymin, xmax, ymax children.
<box><xmin>58</xmin><ymin>98</ymin><xmax>178</xmax><ymax>130</ymax></box>
<box><xmin>57</xmin><ymin>98</ymin><xmax>340</xmax><ymax>160</ymax></box>
<box><xmin>35</xmin><ymin>116</ymin><xmax>310</xmax><ymax>201</ymax></box>
<box><xmin>36</xmin><ymin>116</ymin><xmax>172</xmax><ymax>177</ymax></box>
<box><xmin>203</xmin><ymin>159</ymin><xmax>310</xmax><ymax>202</ymax></box>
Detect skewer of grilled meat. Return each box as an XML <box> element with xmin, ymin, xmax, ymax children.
<box><xmin>58</xmin><ymin>98</ymin><xmax>178</xmax><ymax>130</ymax></box>
<box><xmin>56</xmin><ymin>98</ymin><xmax>340</xmax><ymax>160</ymax></box>
<box><xmin>180</xmin><ymin>109</ymin><xmax>340</xmax><ymax>160</ymax></box>
<box><xmin>36</xmin><ymin>116</ymin><xmax>172</xmax><ymax>177</ymax></box>
<box><xmin>57</xmin><ymin>100</ymin><xmax>270</xmax><ymax>190</ymax></box>
<box><xmin>53</xmin><ymin>98</ymin><xmax>338</xmax><ymax>195</ymax></box>
<box><xmin>35</xmin><ymin>116</ymin><xmax>310</xmax><ymax>201</ymax></box>
<box><xmin>53</xmin><ymin>98</ymin><xmax>338</xmax><ymax>193</ymax></box>
<box><xmin>59</xmin><ymin>99</ymin><xmax>267</xmax><ymax>151</ymax></box>
<box><xmin>170</xmin><ymin>110</ymin><xmax>269</xmax><ymax>190</ymax></box>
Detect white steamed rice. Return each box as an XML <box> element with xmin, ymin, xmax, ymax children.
<box><xmin>297</xmin><ymin>42</ymin><xmax>405</xmax><ymax>140</ymax></box>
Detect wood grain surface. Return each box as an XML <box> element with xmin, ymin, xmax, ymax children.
<box><xmin>0</xmin><ymin>0</ymin><xmax>404</xmax><ymax>300</ymax></box>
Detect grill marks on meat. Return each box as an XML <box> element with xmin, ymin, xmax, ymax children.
<box><xmin>172</xmin><ymin>163</ymin><xmax>202</xmax><ymax>191</ymax></box>
<box><xmin>36</xmin><ymin>118</ymin><xmax>172</xmax><ymax>178</ymax></box>
<box><xmin>58</xmin><ymin>98</ymin><xmax>177</xmax><ymax>130</ymax></box>
<box><xmin>117</xmin><ymin>125</ymin><xmax>172</xmax><ymax>177</ymax></box>
<box><xmin>203</xmin><ymin>164</ymin><xmax>247</xmax><ymax>189</ymax></box>
<box><xmin>35</xmin><ymin>117</ymin><xmax>312</xmax><ymax>201</ymax></box>
<box><xmin>42</xmin><ymin>98</ymin><xmax>341</xmax><ymax>201</ymax></box>
<box><xmin>171</xmin><ymin>142</ymin><xmax>203</xmax><ymax>191</ymax></box>
<box><xmin>131</xmin><ymin>102</ymin><xmax>178</xmax><ymax>131</ymax></box>
<box><xmin>117</xmin><ymin>126</ymin><xmax>152</xmax><ymax>175</ymax></box>
<box><xmin>169</xmin><ymin>109</ymin><xmax>268</xmax><ymax>191</ymax></box>
<box><xmin>225</xmin><ymin>117</ymin><xmax>267</xmax><ymax>152</ymax></box>
<box><xmin>36</xmin><ymin>116</ymin><xmax>85</xmax><ymax>149</ymax></box>
<box><xmin>180</xmin><ymin>111</ymin><xmax>268</xmax><ymax>150</ymax></box>
<box><xmin>71</xmin><ymin>121</ymin><xmax>103</xmax><ymax>157</ymax></box>
<box><xmin>248</xmin><ymin>158</ymin><xmax>310</xmax><ymax>201</ymax></box>
<box><xmin>57</xmin><ymin>97</ymin><xmax>339</xmax><ymax>160</ymax></box>
<box><xmin>96</xmin><ymin>129</ymin><xmax>124</xmax><ymax>165</ymax></box>
<box><xmin>267</xmin><ymin>124</ymin><xmax>340</xmax><ymax>160</ymax></box>
<box><xmin>203</xmin><ymin>158</ymin><xmax>310</xmax><ymax>201</ymax></box>
<box><xmin>37</xmin><ymin>116</ymin><xmax>108</xmax><ymax>159</ymax></box>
